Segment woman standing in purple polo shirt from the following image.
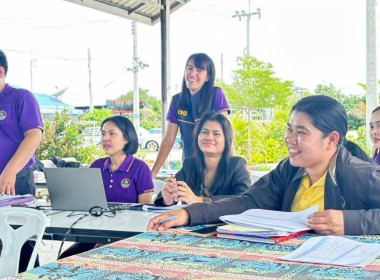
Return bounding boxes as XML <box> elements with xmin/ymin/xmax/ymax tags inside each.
<box><xmin>370</xmin><ymin>106</ymin><xmax>380</xmax><ymax>165</ymax></box>
<box><xmin>91</xmin><ymin>116</ymin><xmax>154</xmax><ymax>204</ymax></box>
<box><xmin>151</xmin><ymin>53</ymin><xmax>230</xmax><ymax>178</ymax></box>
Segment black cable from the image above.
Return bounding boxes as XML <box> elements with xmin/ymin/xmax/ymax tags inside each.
<box><xmin>67</xmin><ymin>212</ymin><xmax>87</xmax><ymax>217</ymax></box>
<box><xmin>56</xmin><ymin>205</ymin><xmax>129</xmax><ymax>259</ymax></box>
<box><xmin>57</xmin><ymin>213</ymin><xmax>89</xmax><ymax>259</ymax></box>
<box><xmin>43</xmin><ymin>210</ymin><xmax>66</xmax><ymax>216</ymax></box>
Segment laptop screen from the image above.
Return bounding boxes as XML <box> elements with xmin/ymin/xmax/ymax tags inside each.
<box><xmin>44</xmin><ymin>168</ymin><xmax>108</xmax><ymax>211</ymax></box>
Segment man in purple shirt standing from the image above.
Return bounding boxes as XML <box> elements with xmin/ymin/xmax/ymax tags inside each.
<box><xmin>0</xmin><ymin>50</ymin><xmax>44</xmax><ymax>272</ymax></box>
<box><xmin>0</xmin><ymin>50</ymin><xmax>43</xmax><ymax>196</ymax></box>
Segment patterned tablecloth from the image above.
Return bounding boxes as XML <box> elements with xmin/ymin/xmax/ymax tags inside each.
<box><xmin>9</xmin><ymin>232</ymin><xmax>380</xmax><ymax>280</ymax></box>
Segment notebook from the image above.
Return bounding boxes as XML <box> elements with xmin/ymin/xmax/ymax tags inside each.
<box><xmin>44</xmin><ymin>168</ymin><xmax>108</xmax><ymax>211</ymax></box>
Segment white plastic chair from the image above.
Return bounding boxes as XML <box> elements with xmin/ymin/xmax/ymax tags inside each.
<box><xmin>0</xmin><ymin>208</ymin><xmax>47</xmax><ymax>278</ymax></box>
<box><xmin>152</xmin><ymin>179</ymin><xmax>166</xmax><ymax>202</ymax></box>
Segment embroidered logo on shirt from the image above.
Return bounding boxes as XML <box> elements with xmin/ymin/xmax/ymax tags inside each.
<box><xmin>178</xmin><ymin>110</ymin><xmax>188</xmax><ymax>116</ymax></box>
<box><xmin>0</xmin><ymin>111</ymin><xmax>6</xmax><ymax>121</ymax></box>
<box><xmin>121</xmin><ymin>178</ymin><xmax>131</xmax><ymax>188</ymax></box>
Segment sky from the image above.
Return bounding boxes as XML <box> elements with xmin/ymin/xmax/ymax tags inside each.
<box><xmin>0</xmin><ymin>0</ymin><xmax>379</xmax><ymax>107</ymax></box>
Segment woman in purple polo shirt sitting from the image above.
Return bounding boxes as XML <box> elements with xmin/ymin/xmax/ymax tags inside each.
<box><xmin>60</xmin><ymin>116</ymin><xmax>153</xmax><ymax>258</ymax></box>
<box><xmin>151</xmin><ymin>53</ymin><xmax>230</xmax><ymax>178</ymax></box>
<box><xmin>91</xmin><ymin>116</ymin><xmax>154</xmax><ymax>204</ymax></box>
<box><xmin>370</xmin><ymin>106</ymin><xmax>380</xmax><ymax>165</ymax></box>
<box><xmin>154</xmin><ymin>112</ymin><xmax>250</xmax><ymax>206</ymax></box>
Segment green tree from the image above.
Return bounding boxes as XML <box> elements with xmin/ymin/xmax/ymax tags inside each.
<box><xmin>37</xmin><ymin>110</ymin><xmax>81</xmax><ymax>159</ymax></box>
<box><xmin>221</xmin><ymin>55</ymin><xmax>294</xmax><ymax>159</ymax></box>
<box><xmin>36</xmin><ymin>110</ymin><xmax>104</xmax><ymax>165</ymax></box>
<box><xmin>314</xmin><ymin>83</ymin><xmax>366</xmax><ymax>130</ymax></box>
<box><xmin>263</xmin><ymin>108</ymin><xmax>289</xmax><ymax>162</ymax></box>
<box><xmin>119</xmin><ymin>88</ymin><xmax>162</xmax><ymax>129</ymax></box>
<box><xmin>230</xmin><ymin>108</ymin><xmax>288</xmax><ymax>165</ymax></box>
<box><xmin>346</xmin><ymin>125</ymin><xmax>371</xmax><ymax>155</ymax></box>
<box><xmin>315</xmin><ymin>83</ymin><xmax>346</xmax><ymax>102</ymax></box>
<box><xmin>357</xmin><ymin>80</ymin><xmax>380</xmax><ymax>100</ymax></box>
<box><xmin>80</xmin><ymin>108</ymin><xmax>113</xmax><ymax>124</ymax></box>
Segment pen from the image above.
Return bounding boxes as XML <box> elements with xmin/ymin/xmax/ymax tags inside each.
<box><xmin>158</xmin><ymin>215</ymin><xmax>177</xmax><ymax>225</ymax></box>
<box><xmin>170</xmin><ymin>175</ymin><xmax>180</xmax><ymax>203</ymax></box>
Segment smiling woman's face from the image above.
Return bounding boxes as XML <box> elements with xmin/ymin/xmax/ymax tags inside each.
<box><xmin>184</xmin><ymin>59</ymin><xmax>209</xmax><ymax>95</ymax></box>
<box><xmin>198</xmin><ymin>120</ymin><xmax>225</xmax><ymax>156</ymax></box>
<box><xmin>284</xmin><ymin>111</ymin><xmax>337</xmax><ymax>173</ymax></box>
<box><xmin>370</xmin><ymin>110</ymin><xmax>380</xmax><ymax>150</ymax></box>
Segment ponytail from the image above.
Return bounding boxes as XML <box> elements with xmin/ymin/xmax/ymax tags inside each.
<box><xmin>343</xmin><ymin>140</ymin><xmax>372</xmax><ymax>163</ymax></box>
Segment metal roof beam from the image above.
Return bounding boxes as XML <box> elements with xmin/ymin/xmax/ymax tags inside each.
<box><xmin>138</xmin><ymin>0</ymin><xmax>162</xmax><ymax>9</ymax></box>
<box><xmin>63</xmin><ymin>0</ymin><xmax>154</xmax><ymax>25</ymax></box>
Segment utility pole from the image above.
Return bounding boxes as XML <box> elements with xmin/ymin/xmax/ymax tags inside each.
<box><xmin>232</xmin><ymin>0</ymin><xmax>261</xmax><ymax>56</ymax></box>
<box><xmin>366</xmin><ymin>0</ymin><xmax>378</xmax><ymax>146</ymax></box>
<box><xmin>221</xmin><ymin>53</ymin><xmax>224</xmax><ymax>82</ymax></box>
<box><xmin>127</xmin><ymin>21</ymin><xmax>149</xmax><ymax>129</ymax></box>
<box><xmin>88</xmin><ymin>48</ymin><xmax>93</xmax><ymax>113</ymax></box>
<box><xmin>30</xmin><ymin>58</ymin><xmax>36</xmax><ymax>92</ymax></box>
<box><xmin>132</xmin><ymin>21</ymin><xmax>139</xmax><ymax>130</ymax></box>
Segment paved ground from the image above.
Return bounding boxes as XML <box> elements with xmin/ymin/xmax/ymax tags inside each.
<box><xmin>39</xmin><ymin>240</ymin><xmax>74</xmax><ymax>265</ymax></box>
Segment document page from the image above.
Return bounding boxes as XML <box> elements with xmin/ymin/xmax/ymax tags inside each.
<box><xmin>0</xmin><ymin>194</ymin><xmax>34</xmax><ymax>201</ymax></box>
<box><xmin>220</xmin><ymin>205</ymin><xmax>318</xmax><ymax>232</ymax></box>
<box><xmin>142</xmin><ymin>204</ymin><xmax>185</xmax><ymax>213</ymax></box>
<box><xmin>281</xmin><ymin>236</ymin><xmax>380</xmax><ymax>268</ymax></box>
<box><xmin>0</xmin><ymin>194</ymin><xmax>35</xmax><ymax>207</ymax></box>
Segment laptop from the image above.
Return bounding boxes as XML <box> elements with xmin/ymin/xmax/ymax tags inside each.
<box><xmin>44</xmin><ymin>168</ymin><xmax>108</xmax><ymax>211</ymax></box>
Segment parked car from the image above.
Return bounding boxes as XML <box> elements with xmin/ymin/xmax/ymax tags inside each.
<box><xmin>82</xmin><ymin>126</ymin><xmax>101</xmax><ymax>145</ymax></box>
<box><xmin>138</xmin><ymin>127</ymin><xmax>182</xmax><ymax>151</ymax></box>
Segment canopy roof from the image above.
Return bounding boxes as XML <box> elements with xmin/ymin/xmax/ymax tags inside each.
<box><xmin>63</xmin><ymin>0</ymin><xmax>191</xmax><ymax>25</ymax></box>
<box><xmin>62</xmin><ymin>0</ymin><xmax>191</xmax><ymax>130</ymax></box>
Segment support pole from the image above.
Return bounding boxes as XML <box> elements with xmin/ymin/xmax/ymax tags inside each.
<box><xmin>132</xmin><ymin>22</ymin><xmax>140</xmax><ymax>129</ymax></box>
<box><xmin>160</xmin><ymin>0</ymin><xmax>171</xmax><ymax>168</ymax></box>
<box><xmin>366</xmin><ymin>0</ymin><xmax>378</xmax><ymax>146</ymax></box>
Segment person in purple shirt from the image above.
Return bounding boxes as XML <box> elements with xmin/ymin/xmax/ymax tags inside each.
<box><xmin>60</xmin><ymin>116</ymin><xmax>154</xmax><ymax>259</ymax></box>
<box><xmin>151</xmin><ymin>53</ymin><xmax>230</xmax><ymax>178</ymax></box>
<box><xmin>0</xmin><ymin>50</ymin><xmax>43</xmax><ymax>196</ymax></box>
<box><xmin>0</xmin><ymin>50</ymin><xmax>43</xmax><ymax>272</ymax></box>
<box><xmin>370</xmin><ymin>106</ymin><xmax>380</xmax><ymax>165</ymax></box>
<box><xmin>91</xmin><ymin>116</ymin><xmax>154</xmax><ymax>203</ymax></box>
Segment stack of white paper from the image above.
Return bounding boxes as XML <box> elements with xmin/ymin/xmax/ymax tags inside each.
<box><xmin>219</xmin><ymin>205</ymin><xmax>318</xmax><ymax>232</ymax></box>
<box><xmin>281</xmin><ymin>236</ymin><xmax>380</xmax><ymax>268</ymax></box>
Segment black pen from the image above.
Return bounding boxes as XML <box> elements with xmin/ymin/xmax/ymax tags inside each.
<box><xmin>158</xmin><ymin>215</ymin><xmax>177</xmax><ymax>225</ymax></box>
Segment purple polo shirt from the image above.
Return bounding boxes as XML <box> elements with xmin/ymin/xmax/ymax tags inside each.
<box><xmin>0</xmin><ymin>84</ymin><xmax>43</xmax><ymax>173</ymax></box>
<box><xmin>374</xmin><ymin>154</ymin><xmax>380</xmax><ymax>165</ymax></box>
<box><xmin>90</xmin><ymin>155</ymin><xmax>154</xmax><ymax>203</ymax></box>
<box><xmin>166</xmin><ymin>87</ymin><xmax>230</xmax><ymax>158</ymax></box>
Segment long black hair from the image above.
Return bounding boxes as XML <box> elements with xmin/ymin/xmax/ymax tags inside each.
<box><xmin>178</xmin><ymin>53</ymin><xmax>216</xmax><ymax>116</ymax></box>
<box><xmin>187</xmin><ymin>112</ymin><xmax>233</xmax><ymax>195</ymax></box>
<box><xmin>371</xmin><ymin>106</ymin><xmax>380</xmax><ymax>158</ymax></box>
<box><xmin>101</xmin><ymin>116</ymin><xmax>138</xmax><ymax>155</ymax></box>
<box><xmin>291</xmin><ymin>95</ymin><xmax>371</xmax><ymax>163</ymax></box>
